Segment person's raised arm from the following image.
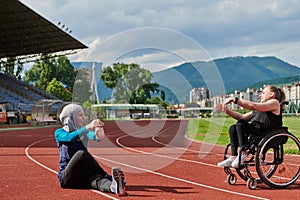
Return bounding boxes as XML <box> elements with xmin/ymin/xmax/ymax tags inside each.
<box><xmin>55</xmin><ymin>126</ymin><xmax>88</xmax><ymax>142</ymax></box>
<box><xmin>86</xmin><ymin>119</ymin><xmax>105</xmax><ymax>141</ymax></box>
<box><xmin>215</xmin><ymin>97</ymin><xmax>252</xmax><ymax>121</ymax></box>
<box><xmin>86</xmin><ymin>119</ymin><xmax>105</xmax><ymax>131</ymax></box>
<box><xmin>235</xmin><ymin>98</ymin><xmax>280</xmax><ymax>114</ymax></box>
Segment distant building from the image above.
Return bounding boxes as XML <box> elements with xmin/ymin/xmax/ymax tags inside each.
<box><xmin>283</xmin><ymin>85</ymin><xmax>292</xmax><ymax>101</ymax></box>
<box><xmin>190</xmin><ymin>87</ymin><xmax>210</xmax><ymax>103</ymax></box>
<box><xmin>283</xmin><ymin>82</ymin><xmax>300</xmax><ymax>101</ymax></box>
<box><xmin>214</xmin><ymin>83</ymin><xmax>300</xmax><ymax>113</ymax></box>
<box><xmin>243</xmin><ymin>88</ymin><xmax>253</xmax><ymax>101</ymax></box>
<box><xmin>283</xmin><ymin>82</ymin><xmax>300</xmax><ymax>113</ymax></box>
<box><xmin>214</xmin><ymin>88</ymin><xmax>262</xmax><ymax>110</ymax></box>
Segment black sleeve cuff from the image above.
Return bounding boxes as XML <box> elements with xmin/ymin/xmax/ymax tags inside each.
<box><xmin>234</xmin><ymin>97</ymin><xmax>239</xmax><ymax>104</ymax></box>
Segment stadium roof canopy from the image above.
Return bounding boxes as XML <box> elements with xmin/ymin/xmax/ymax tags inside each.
<box><xmin>0</xmin><ymin>0</ymin><xmax>88</xmax><ymax>59</ymax></box>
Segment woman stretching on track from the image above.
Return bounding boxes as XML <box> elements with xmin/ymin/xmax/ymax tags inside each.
<box><xmin>216</xmin><ymin>85</ymin><xmax>286</xmax><ymax>168</ymax></box>
<box><xmin>54</xmin><ymin>103</ymin><xmax>127</xmax><ymax>196</ymax></box>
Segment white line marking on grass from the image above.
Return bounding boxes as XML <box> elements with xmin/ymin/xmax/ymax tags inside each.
<box><xmin>25</xmin><ymin>138</ymin><xmax>119</xmax><ymax>200</ymax></box>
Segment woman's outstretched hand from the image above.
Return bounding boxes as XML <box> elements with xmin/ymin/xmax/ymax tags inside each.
<box><xmin>95</xmin><ymin>126</ymin><xmax>105</xmax><ymax>140</ymax></box>
<box><xmin>86</xmin><ymin>119</ymin><xmax>105</xmax><ymax>131</ymax></box>
<box><xmin>215</xmin><ymin>104</ymin><xmax>224</xmax><ymax>112</ymax></box>
<box><xmin>215</xmin><ymin>97</ymin><xmax>234</xmax><ymax>112</ymax></box>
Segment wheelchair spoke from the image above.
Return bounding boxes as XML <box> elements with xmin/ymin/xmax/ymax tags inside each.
<box><xmin>256</xmin><ymin>132</ymin><xmax>300</xmax><ymax>189</ymax></box>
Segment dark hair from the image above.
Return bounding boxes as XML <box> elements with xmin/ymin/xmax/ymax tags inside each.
<box><xmin>267</xmin><ymin>85</ymin><xmax>286</xmax><ymax>103</ymax></box>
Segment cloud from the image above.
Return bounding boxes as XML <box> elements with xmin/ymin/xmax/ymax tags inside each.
<box><xmin>22</xmin><ymin>0</ymin><xmax>300</xmax><ymax>68</ymax></box>
<box><xmin>69</xmin><ymin>27</ymin><xmax>213</xmax><ymax>72</ymax></box>
<box><xmin>71</xmin><ymin>38</ymin><xmax>102</xmax><ymax>62</ymax></box>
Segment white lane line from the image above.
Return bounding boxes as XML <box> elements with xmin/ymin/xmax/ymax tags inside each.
<box><xmin>25</xmin><ymin>138</ymin><xmax>119</xmax><ymax>200</ymax></box>
<box><xmin>150</xmin><ymin>120</ymin><xmax>225</xmax><ymax>156</ymax></box>
<box><xmin>117</xmin><ymin>134</ymin><xmax>218</xmax><ymax>168</ymax></box>
<box><xmin>94</xmin><ymin>154</ymin><xmax>269</xmax><ymax>200</ymax></box>
<box><xmin>112</xmin><ymin>127</ymin><xmax>269</xmax><ymax>200</ymax></box>
<box><xmin>24</xmin><ymin>123</ymin><xmax>268</xmax><ymax>200</ymax></box>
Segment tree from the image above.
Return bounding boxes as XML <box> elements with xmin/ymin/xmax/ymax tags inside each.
<box><xmin>0</xmin><ymin>57</ymin><xmax>23</xmax><ymax>80</ymax></box>
<box><xmin>46</xmin><ymin>78</ymin><xmax>72</xmax><ymax>101</ymax></box>
<box><xmin>24</xmin><ymin>54</ymin><xmax>77</xmax><ymax>90</ymax></box>
<box><xmin>72</xmin><ymin>69</ymin><xmax>93</xmax><ymax>104</ymax></box>
<box><xmin>101</xmin><ymin>63</ymin><xmax>164</xmax><ymax>104</ymax></box>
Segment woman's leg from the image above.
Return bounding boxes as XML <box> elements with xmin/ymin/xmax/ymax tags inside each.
<box><xmin>217</xmin><ymin>124</ymin><xmax>238</xmax><ymax>167</ymax></box>
<box><xmin>235</xmin><ymin>119</ymin><xmax>249</xmax><ymax>150</ymax></box>
<box><xmin>90</xmin><ymin>175</ymin><xmax>112</xmax><ymax>192</ymax></box>
<box><xmin>231</xmin><ymin>120</ymin><xmax>261</xmax><ymax>168</ymax></box>
<box><xmin>229</xmin><ymin>124</ymin><xmax>239</xmax><ymax>156</ymax></box>
<box><xmin>81</xmin><ymin>151</ymin><xmax>107</xmax><ymax>177</ymax></box>
<box><xmin>60</xmin><ymin>150</ymin><xmax>107</xmax><ymax>188</ymax></box>
<box><xmin>236</xmin><ymin>119</ymin><xmax>260</xmax><ymax>150</ymax></box>
<box><xmin>60</xmin><ymin>150</ymin><xmax>88</xmax><ymax>188</ymax></box>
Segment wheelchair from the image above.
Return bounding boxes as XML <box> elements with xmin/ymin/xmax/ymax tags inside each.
<box><xmin>221</xmin><ymin>126</ymin><xmax>300</xmax><ymax>190</ymax></box>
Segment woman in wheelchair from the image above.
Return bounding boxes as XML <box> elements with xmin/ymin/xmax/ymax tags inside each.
<box><xmin>215</xmin><ymin>85</ymin><xmax>286</xmax><ymax>168</ymax></box>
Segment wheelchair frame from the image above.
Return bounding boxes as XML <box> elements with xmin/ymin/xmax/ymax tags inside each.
<box><xmin>222</xmin><ymin>127</ymin><xmax>300</xmax><ymax>190</ymax></box>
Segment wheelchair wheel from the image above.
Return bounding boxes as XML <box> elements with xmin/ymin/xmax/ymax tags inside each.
<box><xmin>227</xmin><ymin>174</ymin><xmax>237</xmax><ymax>185</ymax></box>
<box><xmin>255</xmin><ymin>131</ymin><xmax>300</xmax><ymax>189</ymax></box>
<box><xmin>236</xmin><ymin>166</ymin><xmax>262</xmax><ymax>184</ymax></box>
<box><xmin>236</xmin><ymin>168</ymin><xmax>248</xmax><ymax>181</ymax></box>
<box><xmin>247</xmin><ymin>177</ymin><xmax>257</xmax><ymax>190</ymax></box>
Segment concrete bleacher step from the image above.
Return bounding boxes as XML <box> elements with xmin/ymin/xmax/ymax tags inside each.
<box><xmin>0</xmin><ymin>73</ymin><xmax>62</xmax><ymax>113</ymax></box>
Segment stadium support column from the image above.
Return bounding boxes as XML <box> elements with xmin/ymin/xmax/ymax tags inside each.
<box><xmin>92</xmin><ymin>62</ymin><xmax>103</xmax><ymax>104</ymax></box>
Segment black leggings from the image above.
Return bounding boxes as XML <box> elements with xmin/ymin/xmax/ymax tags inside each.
<box><xmin>229</xmin><ymin>119</ymin><xmax>260</xmax><ymax>156</ymax></box>
<box><xmin>60</xmin><ymin>150</ymin><xmax>112</xmax><ymax>192</ymax></box>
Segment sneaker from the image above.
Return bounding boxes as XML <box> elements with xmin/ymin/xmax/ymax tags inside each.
<box><xmin>217</xmin><ymin>156</ymin><xmax>236</xmax><ymax>167</ymax></box>
<box><xmin>231</xmin><ymin>153</ymin><xmax>247</xmax><ymax>168</ymax></box>
<box><xmin>110</xmin><ymin>167</ymin><xmax>128</xmax><ymax>196</ymax></box>
<box><xmin>105</xmin><ymin>174</ymin><xmax>112</xmax><ymax>181</ymax></box>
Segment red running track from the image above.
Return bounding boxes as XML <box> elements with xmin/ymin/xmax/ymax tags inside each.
<box><xmin>0</xmin><ymin>119</ymin><xmax>299</xmax><ymax>200</ymax></box>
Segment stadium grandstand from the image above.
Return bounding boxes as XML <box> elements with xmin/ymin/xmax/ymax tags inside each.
<box><xmin>0</xmin><ymin>73</ymin><xmax>59</xmax><ymax>111</ymax></box>
<box><xmin>0</xmin><ymin>0</ymin><xmax>87</xmax><ymax>123</ymax></box>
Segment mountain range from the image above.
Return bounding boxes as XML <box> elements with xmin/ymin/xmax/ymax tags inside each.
<box><xmin>72</xmin><ymin>56</ymin><xmax>300</xmax><ymax>103</ymax></box>
<box><xmin>152</xmin><ymin>56</ymin><xmax>300</xmax><ymax>103</ymax></box>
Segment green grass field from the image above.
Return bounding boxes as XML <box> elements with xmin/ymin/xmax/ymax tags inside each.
<box><xmin>186</xmin><ymin>116</ymin><xmax>300</xmax><ymax>146</ymax></box>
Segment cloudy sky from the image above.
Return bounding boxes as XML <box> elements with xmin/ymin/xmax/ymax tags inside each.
<box><xmin>22</xmin><ymin>0</ymin><xmax>300</xmax><ymax>72</ymax></box>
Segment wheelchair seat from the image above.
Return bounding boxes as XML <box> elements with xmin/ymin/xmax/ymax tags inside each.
<box><xmin>247</xmin><ymin>126</ymin><xmax>289</xmax><ymax>145</ymax></box>
<box><xmin>263</xmin><ymin>127</ymin><xmax>288</xmax><ymax>147</ymax></box>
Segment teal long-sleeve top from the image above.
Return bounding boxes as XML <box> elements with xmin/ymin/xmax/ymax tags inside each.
<box><xmin>55</xmin><ymin>127</ymin><xmax>99</xmax><ymax>181</ymax></box>
<box><xmin>55</xmin><ymin>126</ymin><xmax>98</xmax><ymax>142</ymax></box>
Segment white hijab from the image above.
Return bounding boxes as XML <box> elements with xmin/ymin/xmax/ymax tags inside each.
<box><xmin>59</xmin><ymin>104</ymin><xmax>83</xmax><ymax>132</ymax></box>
